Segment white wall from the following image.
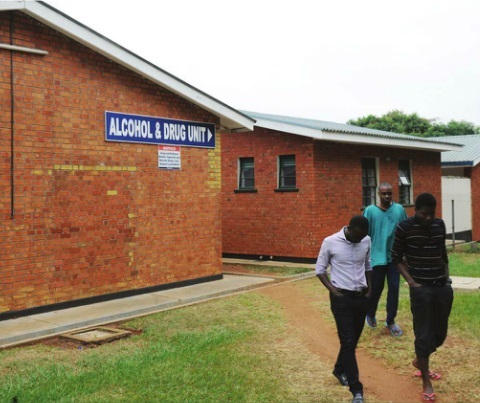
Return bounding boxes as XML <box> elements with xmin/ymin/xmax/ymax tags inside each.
<box><xmin>441</xmin><ymin>177</ymin><xmax>472</xmax><ymax>235</ymax></box>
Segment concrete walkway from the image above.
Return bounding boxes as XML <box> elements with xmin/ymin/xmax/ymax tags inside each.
<box><xmin>450</xmin><ymin>275</ymin><xmax>480</xmax><ymax>290</ymax></box>
<box><xmin>0</xmin><ymin>274</ymin><xmax>278</xmax><ymax>349</ymax></box>
<box><xmin>0</xmin><ymin>259</ymin><xmax>478</xmax><ymax>349</ymax></box>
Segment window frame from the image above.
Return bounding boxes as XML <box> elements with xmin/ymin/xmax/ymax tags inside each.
<box><xmin>398</xmin><ymin>159</ymin><xmax>413</xmax><ymax>205</ymax></box>
<box><xmin>276</xmin><ymin>154</ymin><xmax>298</xmax><ymax>192</ymax></box>
<box><xmin>361</xmin><ymin>157</ymin><xmax>378</xmax><ymax>207</ymax></box>
<box><xmin>235</xmin><ymin>157</ymin><xmax>256</xmax><ymax>193</ymax></box>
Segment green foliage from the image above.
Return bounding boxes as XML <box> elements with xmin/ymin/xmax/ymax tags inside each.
<box><xmin>348</xmin><ymin>110</ymin><xmax>480</xmax><ymax>137</ymax></box>
<box><xmin>426</xmin><ymin>120</ymin><xmax>480</xmax><ymax>137</ymax></box>
<box><xmin>347</xmin><ymin>110</ymin><xmax>431</xmax><ymax>135</ymax></box>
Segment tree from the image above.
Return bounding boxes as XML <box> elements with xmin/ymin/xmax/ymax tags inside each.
<box><xmin>348</xmin><ymin>110</ymin><xmax>480</xmax><ymax>137</ymax></box>
<box><xmin>425</xmin><ymin>120</ymin><xmax>480</xmax><ymax>137</ymax></box>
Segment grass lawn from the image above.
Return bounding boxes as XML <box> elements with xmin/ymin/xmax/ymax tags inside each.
<box><xmin>1</xmin><ymin>291</ymin><xmax>337</xmax><ymax>403</ymax></box>
<box><xmin>0</xmin><ymin>251</ymin><xmax>478</xmax><ymax>402</ymax></box>
<box><xmin>448</xmin><ymin>249</ymin><xmax>480</xmax><ymax>277</ymax></box>
<box><xmin>1</xmin><ymin>276</ymin><xmax>479</xmax><ymax>402</ymax></box>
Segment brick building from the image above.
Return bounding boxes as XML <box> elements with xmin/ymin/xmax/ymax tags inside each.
<box><xmin>222</xmin><ymin>112</ymin><xmax>462</xmax><ymax>262</ymax></box>
<box><xmin>0</xmin><ymin>2</ymin><xmax>253</xmax><ymax>318</ymax></box>
<box><xmin>441</xmin><ymin>135</ymin><xmax>480</xmax><ymax>242</ymax></box>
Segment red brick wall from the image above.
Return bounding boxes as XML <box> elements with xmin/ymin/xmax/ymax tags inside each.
<box><xmin>471</xmin><ymin>165</ymin><xmax>480</xmax><ymax>241</ymax></box>
<box><xmin>222</xmin><ymin>128</ymin><xmax>317</xmax><ymax>258</ymax></box>
<box><xmin>222</xmin><ymin>128</ymin><xmax>442</xmax><ymax>260</ymax></box>
<box><xmin>0</xmin><ymin>12</ymin><xmax>222</xmax><ymax>312</ymax></box>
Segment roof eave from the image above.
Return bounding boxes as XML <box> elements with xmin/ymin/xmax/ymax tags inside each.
<box><xmin>254</xmin><ymin>119</ymin><xmax>464</xmax><ymax>152</ymax></box>
<box><xmin>320</xmin><ymin>132</ymin><xmax>463</xmax><ymax>152</ymax></box>
<box><xmin>1</xmin><ymin>1</ymin><xmax>254</xmax><ymax>132</ymax></box>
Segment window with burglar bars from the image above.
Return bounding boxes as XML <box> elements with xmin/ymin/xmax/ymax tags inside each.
<box><xmin>362</xmin><ymin>158</ymin><xmax>377</xmax><ymax>207</ymax></box>
<box><xmin>398</xmin><ymin>159</ymin><xmax>412</xmax><ymax>205</ymax></box>
<box><xmin>238</xmin><ymin>157</ymin><xmax>255</xmax><ymax>189</ymax></box>
<box><xmin>278</xmin><ymin>155</ymin><xmax>296</xmax><ymax>189</ymax></box>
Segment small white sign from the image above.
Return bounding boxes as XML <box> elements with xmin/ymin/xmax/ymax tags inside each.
<box><xmin>158</xmin><ymin>145</ymin><xmax>181</xmax><ymax>170</ymax></box>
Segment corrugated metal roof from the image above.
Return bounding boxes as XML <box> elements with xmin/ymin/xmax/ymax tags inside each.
<box><xmin>243</xmin><ymin>111</ymin><xmax>463</xmax><ymax>148</ymax></box>
<box><xmin>440</xmin><ymin>135</ymin><xmax>480</xmax><ymax>166</ymax></box>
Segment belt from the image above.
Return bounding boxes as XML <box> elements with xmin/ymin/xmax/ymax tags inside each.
<box><xmin>337</xmin><ymin>288</ymin><xmax>366</xmax><ymax>297</ymax></box>
<box><xmin>414</xmin><ymin>278</ymin><xmax>450</xmax><ymax>287</ymax></box>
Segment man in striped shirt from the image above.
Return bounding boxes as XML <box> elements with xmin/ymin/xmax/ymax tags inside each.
<box><xmin>391</xmin><ymin>193</ymin><xmax>453</xmax><ymax>403</ymax></box>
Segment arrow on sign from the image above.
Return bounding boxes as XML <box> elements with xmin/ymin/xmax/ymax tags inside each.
<box><xmin>208</xmin><ymin>129</ymin><xmax>213</xmax><ymax>143</ymax></box>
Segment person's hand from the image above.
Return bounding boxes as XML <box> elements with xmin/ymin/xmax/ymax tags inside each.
<box><xmin>365</xmin><ymin>290</ymin><xmax>372</xmax><ymax>299</ymax></box>
<box><xmin>331</xmin><ymin>288</ymin><xmax>344</xmax><ymax>298</ymax></box>
<box><xmin>409</xmin><ymin>281</ymin><xmax>422</xmax><ymax>288</ymax></box>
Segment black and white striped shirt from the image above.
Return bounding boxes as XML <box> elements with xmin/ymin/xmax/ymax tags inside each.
<box><xmin>391</xmin><ymin>216</ymin><xmax>448</xmax><ymax>284</ymax></box>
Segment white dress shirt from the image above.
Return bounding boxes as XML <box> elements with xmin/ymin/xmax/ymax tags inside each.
<box><xmin>315</xmin><ymin>227</ymin><xmax>372</xmax><ymax>291</ymax></box>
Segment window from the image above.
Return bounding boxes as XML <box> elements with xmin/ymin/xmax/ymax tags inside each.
<box><xmin>398</xmin><ymin>160</ymin><xmax>412</xmax><ymax>205</ymax></box>
<box><xmin>278</xmin><ymin>155</ymin><xmax>296</xmax><ymax>189</ymax></box>
<box><xmin>361</xmin><ymin>158</ymin><xmax>377</xmax><ymax>207</ymax></box>
<box><xmin>238</xmin><ymin>157</ymin><xmax>255</xmax><ymax>189</ymax></box>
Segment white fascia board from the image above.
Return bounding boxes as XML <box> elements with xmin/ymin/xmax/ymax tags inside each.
<box><xmin>254</xmin><ymin>119</ymin><xmax>464</xmax><ymax>152</ymax></box>
<box><xmin>7</xmin><ymin>1</ymin><xmax>253</xmax><ymax>131</ymax></box>
<box><xmin>318</xmin><ymin>132</ymin><xmax>464</xmax><ymax>152</ymax></box>
<box><xmin>0</xmin><ymin>1</ymin><xmax>23</xmax><ymax>11</ymax></box>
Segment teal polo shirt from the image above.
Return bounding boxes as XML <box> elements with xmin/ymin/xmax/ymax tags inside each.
<box><xmin>363</xmin><ymin>202</ymin><xmax>407</xmax><ymax>267</ymax></box>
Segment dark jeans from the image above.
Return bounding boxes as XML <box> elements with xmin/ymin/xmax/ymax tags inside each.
<box><xmin>367</xmin><ymin>263</ymin><xmax>399</xmax><ymax>325</ymax></box>
<box><xmin>410</xmin><ymin>284</ymin><xmax>454</xmax><ymax>358</ymax></box>
<box><xmin>330</xmin><ymin>292</ymin><xmax>368</xmax><ymax>395</ymax></box>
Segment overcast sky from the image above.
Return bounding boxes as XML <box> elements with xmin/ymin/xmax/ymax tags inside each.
<box><xmin>45</xmin><ymin>0</ymin><xmax>480</xmax><ymax>126</ymax></box>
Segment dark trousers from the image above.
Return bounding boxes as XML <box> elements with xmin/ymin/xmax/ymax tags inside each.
<box><xmin>410</xmin><ymin>284</ymin><xmax>454</xmax><ymax>358</ymax></box>
<box><xmin>330</xmin><ymin>292</ymin><xmax>368</xmax><ymax>395</ymax></box>
<box><xmin>367</xmin><ymin>263</ymin><xmax>400</xmax><ymax>325</ymax></box>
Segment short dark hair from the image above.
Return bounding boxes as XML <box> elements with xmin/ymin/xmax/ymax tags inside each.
<box><xmin>415</xmin><ymin>193</ymin><xmax>437</xmax><ymax>209</ymax></box>
<box><xmin>349</xmin><ymin>215</ymin><xmax>369</xmax><ymax>232</ymax></box>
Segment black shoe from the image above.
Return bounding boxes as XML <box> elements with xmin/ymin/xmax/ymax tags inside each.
<box><xmin>352</xmin><ymin>392</ymin><xmax>364</xmax><ymax>403</ymax></box>
<box><xmin>332</xmin><ymin>371</ymin><xmax>348</xmax><ymax>387</ymax></box>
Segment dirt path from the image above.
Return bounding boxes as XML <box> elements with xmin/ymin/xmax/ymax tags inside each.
<box><xmin>257</xmin><ymin>281</ymin><xmax>422</xmax><ymax>403</ymax></box>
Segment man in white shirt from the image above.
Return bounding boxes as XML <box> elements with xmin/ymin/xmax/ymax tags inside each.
<box><xmin>316</xmin><ymin>215</ymin><xmax>372</xmax><ymax>403</ymax></box>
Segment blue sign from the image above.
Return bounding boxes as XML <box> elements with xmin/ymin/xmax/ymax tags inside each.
<box><xmin>105</xmin><ymin>111</ymin><xmax>216</xmax><ymax>148</ymax></box>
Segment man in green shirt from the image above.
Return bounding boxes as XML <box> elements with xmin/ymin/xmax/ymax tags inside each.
<box><xmin>363</xmin><ymin>183</ymin><xmax>407</xmax><ymax>336</ymax></box>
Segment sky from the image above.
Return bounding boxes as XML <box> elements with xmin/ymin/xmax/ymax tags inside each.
<box><xmin>44</xmin><ymin>0</ymin><xmax>480</xmax><ymax>126</ymax></box>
